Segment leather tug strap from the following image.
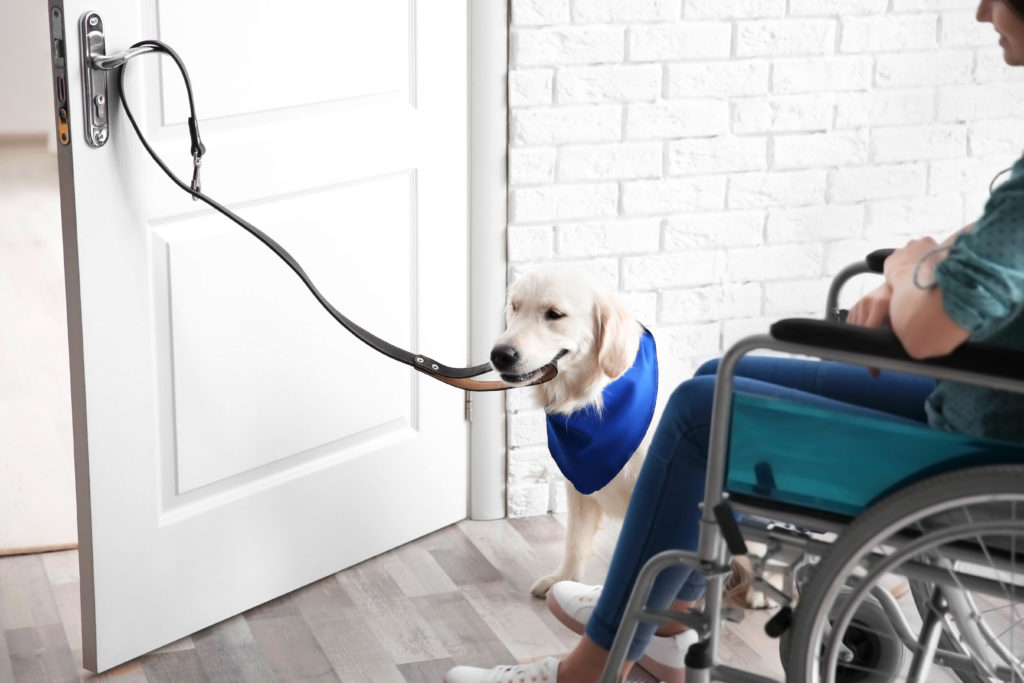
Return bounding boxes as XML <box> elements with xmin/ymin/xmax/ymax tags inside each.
<box><xmin>106</xmin><ymin>40</ymin><xmax>556</xmax><ymax>392</ymax></box>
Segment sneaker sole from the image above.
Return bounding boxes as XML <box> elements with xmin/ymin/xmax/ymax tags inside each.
<box><xmin>545</xmin><ymin>590</ymin><xmax>685</xmax><ymax>683</ymax></box>
<box><xmin>545</xmin><ymin>589</ymin><xmax>585</xmax><ymax>635</ymax></box>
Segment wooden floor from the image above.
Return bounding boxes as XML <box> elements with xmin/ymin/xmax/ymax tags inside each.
<box><xmin>0</xmin><ymin>514</ymin><xmax>786</xmax><ymax>683</ymax></box>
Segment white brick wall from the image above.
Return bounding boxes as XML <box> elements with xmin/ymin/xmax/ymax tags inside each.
<box><xmin>504</xmin><ymin>0</ymin><xmax>1024</xmax><ymax>517</ymax></box>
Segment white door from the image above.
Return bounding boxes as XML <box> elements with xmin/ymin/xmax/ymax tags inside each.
<box><xmin>49</xmin><ymin>0</ymin><xmax>470</xmax><ymax>672</ymax></box>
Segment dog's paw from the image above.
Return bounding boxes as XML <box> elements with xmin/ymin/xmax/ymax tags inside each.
<box><xmin>742</xmin><ymin>590</ymin><xmax>779</xmax><ymax>610</ymax></box>
<box><xmin>530</xmin><ymin>574</ymin><xmax>563</xmax><ymax>598</ymax></box>
<box><xmin>724</xmin><ymin>557</ymin><xmax>781</xmax><ymax>610</ymax></box>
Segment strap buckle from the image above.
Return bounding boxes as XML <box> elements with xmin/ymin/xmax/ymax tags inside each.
<box><xmin>190</xmin><ymin>151</ymin><xmax>202</xmax><ymax>199</ymax></box>
<box><xmin>187</xmin><ymin>116</ymin><xmax>205</xmax><ymax>200</ymax></box>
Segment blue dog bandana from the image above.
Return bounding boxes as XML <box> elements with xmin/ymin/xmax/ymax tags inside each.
<box><xmin>545</xmin><ymin>329</ymin><xmax>658</xmax><ymax>495</ymax></box>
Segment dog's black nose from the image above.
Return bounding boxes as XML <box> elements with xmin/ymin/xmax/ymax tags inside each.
<box><xmin>490</xmin><ymin>344</ymin><xmax>520</xmax><ymax>371</ymax></box>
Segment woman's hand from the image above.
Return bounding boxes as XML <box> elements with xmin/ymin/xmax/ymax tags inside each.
<box><xmin>847</xmin><ymin>284</ymin><xmax>893</xmax><ymax>377</ymax></box>
<box><xmin>847</xmin><ymin>283</ymin><xmax>893</xmax><ymax>330</ymax></box>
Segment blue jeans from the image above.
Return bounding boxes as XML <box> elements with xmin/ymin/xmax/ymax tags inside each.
<box><xmin>583</xmin><ymin>356</ymin><xmax>936</xmax><ymax>661</ymax></box>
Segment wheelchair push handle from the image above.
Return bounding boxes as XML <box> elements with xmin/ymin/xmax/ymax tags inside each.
<box><xmin>865</xmin><ymin>248</ymin><xmax>895</xmax><ymax>273</ymax></box>
<box><xmin>827</xmin><ymin>248</ymin><xmax>895</xmax><ymax>321</ymax></box>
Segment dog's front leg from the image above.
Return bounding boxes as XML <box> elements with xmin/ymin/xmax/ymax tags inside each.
<box><xmin>530</xmin><ymin>486</ymin><xmax>603</xmax><ymax>597</ymax></box>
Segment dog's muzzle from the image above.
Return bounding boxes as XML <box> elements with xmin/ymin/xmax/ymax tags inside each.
<box><xmin>490</xmin><ymin>346</ymin><xmax>567</xmax><ymax>385</ymax></box>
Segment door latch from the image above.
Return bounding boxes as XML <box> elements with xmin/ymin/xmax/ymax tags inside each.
<box><xmin>79</xmin><ymin>11</ymin><xmax>108</xmax><ymax>147</ymax></box>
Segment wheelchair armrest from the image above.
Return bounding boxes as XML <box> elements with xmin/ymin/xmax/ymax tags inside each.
<box><xmin>770</xmin><ymin>317</ymin><xmax>1024</xmax><ymax>382</ymax></box>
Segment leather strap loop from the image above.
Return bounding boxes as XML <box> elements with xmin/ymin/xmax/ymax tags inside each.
<box><xmin>432</xmin><ymin>365</ymin><xmax>558</xmax><ymax>392</ymax></box>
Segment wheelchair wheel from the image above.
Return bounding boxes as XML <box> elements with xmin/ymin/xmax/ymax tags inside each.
<box><xmin>785</xmin><ymin>465</ymin><xmax>1024</xmax><ymax>683</ymax></box>
<box><xmin>781</xmin><ymin>586</ymin><xmax>904</xmax><ymax>683</ymax></box>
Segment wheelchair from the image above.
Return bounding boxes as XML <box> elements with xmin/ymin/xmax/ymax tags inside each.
<box><xmin>601</xmin><ymin>250</ymin><xmax>1024</xmax><ymax>683</ymax></box>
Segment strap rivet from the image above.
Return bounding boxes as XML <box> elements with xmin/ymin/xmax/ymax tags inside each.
<box><xmin>416</xmin><ymin>357</ymin><xmax>424</xmax><ymax>364</ymax></box>
<box><xmin>431</xmin><ymin>364</ymin><xmax>439</xmax><ymax>371</ymax></box>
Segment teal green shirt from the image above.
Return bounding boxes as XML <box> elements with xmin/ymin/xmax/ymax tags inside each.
<box><xmin>926</xmin><ymin>154</ymin><xmax>1024</xmax><ymax>442</ymax></box>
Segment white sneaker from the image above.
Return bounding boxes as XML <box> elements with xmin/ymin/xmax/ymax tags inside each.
<box><xmin>546</xmin><ymin>581</ymin><xmax>697</xmax><ymax>683</ymax></box>
<box><xmin>642</xmin><ymin>630</ymin><xmax>698</xmax><ymax>683</ymax></box>
<box><xmin>546</xmin><ymin>580</ymin><xmax>599</xmax><ymax>635</ymax></box>
<box><xmin>445</xmin><ymin>657</ymin><xmax>559</xmax><ymax>683</ymax></box>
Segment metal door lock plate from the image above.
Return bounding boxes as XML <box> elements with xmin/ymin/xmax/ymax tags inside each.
<box><xmin>79</xmin><ymin>11</ymin><xmax>109</xmax><ymax>147</ymax></box>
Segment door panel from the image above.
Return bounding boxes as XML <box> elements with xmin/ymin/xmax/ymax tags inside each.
<box><xmin>154</xmin><ymin>173</ymin><xmax>415</xmax><ymax>492</ymax></box>
<box><xmin>50</xmin><ymin>0</ymin><xmax>469</xmax><ymax>671</ymax></box>
<box><xmin>156</xmin><ymin>1</ymin><xmax>412</xmax><ymax>122</ymax></box>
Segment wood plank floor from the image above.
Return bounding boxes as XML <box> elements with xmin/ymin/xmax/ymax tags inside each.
<box><xmin>0</xmin><ymin>514</ymin><xmax>787</xmax><ymax>682</ymax></box>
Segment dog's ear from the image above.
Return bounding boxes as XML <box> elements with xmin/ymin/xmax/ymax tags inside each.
<box><xmin>596</xmin><ymin>291</ymin><xmax>635</xmax><ymax>379</ymax></box>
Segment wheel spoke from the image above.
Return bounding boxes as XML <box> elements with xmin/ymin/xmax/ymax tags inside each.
<box><xmin>785</xmin><ymin>468</ymin><xmax>1024</xmax><ymax>683</ymax></box>
<box><xmin>966</xmin><ymin>506</ymin><xmax>1024</xmax><ymax>628</ymax></box>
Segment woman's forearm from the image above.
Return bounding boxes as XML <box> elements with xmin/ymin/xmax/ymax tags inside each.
<box><xmin>887</xmin><ymin>280</ymin><xmax>968</xmax><ymax>358</ymax></box>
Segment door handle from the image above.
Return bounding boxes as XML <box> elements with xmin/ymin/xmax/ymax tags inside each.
<box><xmin>79</xmin><ymin>11</ymin><xmax>109</xmax><ymax>147</ymax></box>
<box><xmin>78</xmin><ymin>11</ymin><xmax>161</xmax><ymax>148</ymax></box>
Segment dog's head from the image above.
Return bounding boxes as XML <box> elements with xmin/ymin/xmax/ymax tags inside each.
<box><xmin>490</xmin><ymin>265</ymin><xmax>639</xmax><ymax>408</ymax></box>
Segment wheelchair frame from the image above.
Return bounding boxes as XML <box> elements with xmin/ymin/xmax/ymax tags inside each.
<box><xmin>600</xmin><ymin>251</ymin><xmax>1024</xmax><ymax>683</ymax></box>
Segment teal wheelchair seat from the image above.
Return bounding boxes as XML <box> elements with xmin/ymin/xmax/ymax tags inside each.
<box><xmin>726</xmin><ymin>391</ymin><xmax>1024</xmax><ymax>519</ymax></box>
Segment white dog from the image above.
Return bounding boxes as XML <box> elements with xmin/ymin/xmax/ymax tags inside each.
<box><xmin>490</xmin><ymin>265</ymin><xmax>770</xmax><ymax>608</ymax></box>
<box><xmin>490</xmin><ymin>265</ymin><xmax>678</xmax><ymax>597</ymax></box>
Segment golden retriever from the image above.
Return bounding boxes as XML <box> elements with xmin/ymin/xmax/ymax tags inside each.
<box><xmin>491</xmin><ymin>265</ymin><xmax>667</xmax><ymax>597</ymax></box>
<box><xmin>490</xmin><ymin>265</ymin><xmax>771</xmax><ymax>608</ymax></box>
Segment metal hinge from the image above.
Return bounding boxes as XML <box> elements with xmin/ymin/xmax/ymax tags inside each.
<box><xmin>464</xmin><ymin>392</ymin><xmax>472</xmax><ymax>422</ymax></box>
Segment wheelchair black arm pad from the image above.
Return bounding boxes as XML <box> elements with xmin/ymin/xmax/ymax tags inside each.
<box><xmin>865</xmin><ymin>248</ymin><xmax>895</xmax><ymax>273</ymax></box>
<box><xmin>769</xmin><ymin>318</ymin><xmax>1024</xmax><ymax>383</ymax></box>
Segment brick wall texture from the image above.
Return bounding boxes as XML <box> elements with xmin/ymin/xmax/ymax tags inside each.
<box><xmin>504</xmin><ymin>0</ymin><xmax>1024</xmax><ymax>516</ymax></box>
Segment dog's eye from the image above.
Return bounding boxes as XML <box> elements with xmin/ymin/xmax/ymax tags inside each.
<box><xmin>511</xmin><ymin>302</ymin><xmax>519</xmax><ymax>313</ymax></box>
<box><xmin>544</xmin><ymin>309</ymin><xmax>565</xmax><ymax>321</ymax></box>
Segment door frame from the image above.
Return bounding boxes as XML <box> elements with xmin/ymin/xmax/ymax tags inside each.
<box><xmin>468</xmin><ymin>0</ymin><xmax>509</xmax><ymax>520</ymax></box>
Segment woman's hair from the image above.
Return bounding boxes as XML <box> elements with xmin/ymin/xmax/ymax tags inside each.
<box><xmin>1009</xmin><ymin>0</ymin><xmax>1024</xmax><ymax>16</ymax></box>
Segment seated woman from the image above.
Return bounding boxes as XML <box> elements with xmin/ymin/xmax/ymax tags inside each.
<box><xmin>446</xmin><ymin>1</ymin><xmax>1024</xmax><ymax>681</ymax></box>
